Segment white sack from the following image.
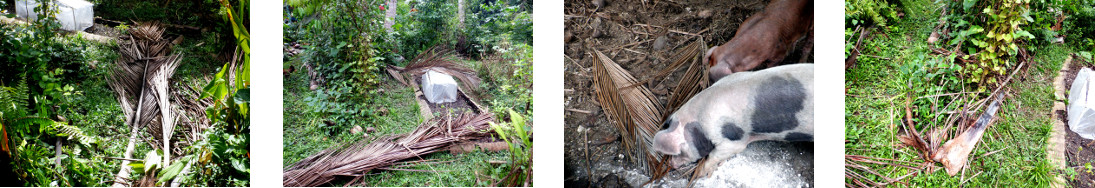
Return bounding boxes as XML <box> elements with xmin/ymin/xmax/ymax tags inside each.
<box><xmin>1069</xmin><ymin>67</ymin><xmax>1095</xmax><ymax>139</ymax></box>
<box><xmin>421</xmin><ymin>70</ymin><xmax>458</xmax><ymax>103</ymax></box>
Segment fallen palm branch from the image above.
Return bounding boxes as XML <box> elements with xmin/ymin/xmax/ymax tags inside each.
<box><xmin>663</xmin><ymin>38</ymin><xmax>709</xmax><ymax>121</ymax></box>
<box><xmin>932</xmin><ymin>94</ymin><xmax>1003</xmax><ymax>175</ymax></box>
<box><xmin>928</xmin><ymin>60</ymin><xmax>1023</xmax><ymax>176</ymax></box>
<box><xmin>650</xmin><ymin>38</ymin><xmax>709</xmax><ymax>183</ymax></box>
<box><xmin>845</xmin><ymin>155</ymin><xmax>925</xmax><ymax>188</ymax></box>
<box><xmin>108</xmin><ymin>22</ymin><xmax>183</xmax><ymax>187</ymax></box>
<box><xmin>399</xmin><ymin>46</ymin><xmax>481</xmax><ymax>92</ymax></box>
<box><xmin>589</xmin><ymin>47</ymin><xmax>665</xmax><ymax>175</ymax></box>
<box><xmin>283</xmin><ymin>113</ymin><xmax>494</xmax><ymax>187</ymax></box>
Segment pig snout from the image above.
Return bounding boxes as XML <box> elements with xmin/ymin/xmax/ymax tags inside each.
<box><xmin>653</xmin><ymin>130</ymin><xmax>684</xmax><ymax>155</ymax></box>
<box><xmin>704</xmin><ymin>46</ymin><xmax>718</xmax><ymax>67</ymax></box>
<box><xmin>669</xmin><ymin>155</ymin><xmax>693</xmax><ymax>169</ymax></box>
<box><xmin>705</xmin><ymin>46</ymin><xmax>734</xmax><ymax>81</ymax></box>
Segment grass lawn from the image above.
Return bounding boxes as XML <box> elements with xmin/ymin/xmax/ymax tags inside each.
<box><xmin>282</xmin><ymin>56</ymin><xmax>513</xmax><ymax>187</ymax></box>
<box><xmin>845</xmin><ymin>0</ymin><xmax>1074</xmax><ymax>186</ymax></box>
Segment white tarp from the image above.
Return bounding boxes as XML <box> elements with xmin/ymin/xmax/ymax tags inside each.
<box><xmin>1069</xmin><ymin>67</ymin><xmax>1095</xmax><ymax>139</ymax></box>
<box><xmin>14</xmin><ymin>0</ymin><xmax>41</xmax><ymax>21</ymax></box>
<box><xmin>14</xmin><ymin>0</ymin><xmax>94</xmax><ymax>31</ymax></box>
<box><xmin>421</xmin><ymin>69</ymin><xmax>458</xmax><ymax>103</ymax></box>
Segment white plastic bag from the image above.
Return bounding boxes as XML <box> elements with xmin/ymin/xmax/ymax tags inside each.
<box><xmin>15</xmin><ymin>0</ymin><xmax>41</xmax><ymax>21</ymax></box>
<box><xmin>55</xmin><ymin>0</ymin><xmax>94</xmax><ymax>31</ymax></box>
<box><xmin>421</xmin><ymin>70</ymin><xmax>459</xmax><ymax>103</ymax></box>
<box><xmin>1069</xmin><ymin>67</ymin><xmax>1095</xmax><ymax>139</ymax></box>
<box><xmin>14</xmin><ymin>0</ymin><xmax>94</xmax><ymax>31</ymax></box>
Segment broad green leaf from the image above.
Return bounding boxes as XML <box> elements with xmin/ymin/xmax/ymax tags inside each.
<box><xmin>963</xmin><ymin>0</ymin><xmax>978</xmax><ymax>10</ymax></box>
<box><xmin>200</xmin><ymin>63</ymin><xmax>231</xmax><ymax>100</ymax></box>
<box><xmin>157</xmin><ymin>159</ymin><xmax>187</xmax><ymax>184</ymax></box>
<box><xmin>143</xmin><ymin>150</ymin><xmax>161</xmax><ymax>173</ymax></box>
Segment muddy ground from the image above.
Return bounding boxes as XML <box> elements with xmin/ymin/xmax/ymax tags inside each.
<box><xmin>1060</xmin><ymin>56</ymin><xmax>1095</xmax><ymax>187</ymax></box>
<box><xmin>563</xmin><ymin>0</ymin><xmax>813</xmax><ymax>187</ymax></box>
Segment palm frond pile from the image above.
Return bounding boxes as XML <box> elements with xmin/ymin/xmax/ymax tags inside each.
<box><xmin>283</xmin><ymin>113</ymin><xmax>494</xmax><ymax>187</ymax></box>
<box><xmin>589</xmin><ymin>47</ymin><xmax>664</xmax><ymax>174</ymax></box>
<box><xmin>108</xmin><ymin>22</ymin><xmax>183</xmax><ymax>187</ymax></box>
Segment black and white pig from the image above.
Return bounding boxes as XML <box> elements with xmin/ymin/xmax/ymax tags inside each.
<box><xmin>653</xmin><ymin>63</ymin><xmax>813</xmax><ymax>177</ymax></box>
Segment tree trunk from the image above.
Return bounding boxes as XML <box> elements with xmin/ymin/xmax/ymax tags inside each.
<box><xmin>385</xmin><ymin>0</ymin><xmax>397</xmax><ymax>32</ymax></box>
<box><xmin>458</xmin><ymin>0</ymin><xmax>465</xmax><ymax>29</ymax></box>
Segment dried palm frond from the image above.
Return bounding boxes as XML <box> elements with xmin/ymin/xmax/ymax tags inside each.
<box><xmin>109</xmin><ymin>22</ymin><xmax>183</xmax><ymax>187</ymax></box>
<box><xmin>845</xmin><ymin>155</ymin><xmax>924</xmax><ymax>188</ymax></box>
<box><xmin>283</xmin><ymin>113</ymin><xmax>495</xmax><ymax>187</ymax></box>
<box><xmin>589</xmin><ymin>47</ymin><xmax>664</xmax><ymax>174</ymax></box>
<box><xmin>401</xmin><ymin>45</ymin><xmax>481</xmax><ymax>91</ymax></box>
<box><xmin>664</xmin><ymin>38</ymin><xmax>710</xmax><ymax>120</ymax></box>
<box><xmin>933</xmin><ymin>95</ymin><xmax>1004</xmax><ymax>175</ymax></box>
<box><xmin>651</xmin><ymin>39</ymin><xmax>711</xmax><ymax>183</ymax></box>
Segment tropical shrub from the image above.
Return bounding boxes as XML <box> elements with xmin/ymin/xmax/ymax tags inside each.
<box><xmin>944</xmin><ymin>0</ymin><xmax>1035</xmax><ymax>91</ymax></box>
<box><xmin>462</xmin><ymin>0</ymin><xmax>532</xmax><ymax>59</ymax></box>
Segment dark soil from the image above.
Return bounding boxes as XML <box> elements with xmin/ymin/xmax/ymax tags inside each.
<box><xmin>412</xmin><ymin>76</ymin><xmax>479</xmax><ymax>117</ymax></box>
<box><xmin>418</xmin><ymin>92</ymin><xmax>476</xmax><ymax>117</ymax></box>
<box><xmin>86</xmin><ymin>23</ymin><xmax>123</xmax><ymax>38</ymax></box>
<box><xmin>1061</xmin><ymin>56</ymin><xmax>1095</xmax><ymax>187</ymax></box>
<box><xmin>564</xmin><ymin>0</ymin><xmax>813</xmax><ymax>187</ymax></box>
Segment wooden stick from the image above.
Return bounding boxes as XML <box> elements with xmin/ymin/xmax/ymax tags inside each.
<box><xmin>566</xmin><ymin>108</ymin><xmax>592</xmax><ymax>114</ymax></box>
<box><xmin>634</xmin><ymin>24</ymin><xmax>705</xmax><ymax>37</ymax></box>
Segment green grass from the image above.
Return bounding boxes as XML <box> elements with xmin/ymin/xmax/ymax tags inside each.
<box><xmin>845</xmin><ymin>0</ymin><xmax>1072</xmax><ymax>186</ymax></box>
<box><xmin>282</xmin><ymin>56</ymin><xmax>512</xmax><ymax>187</ymax></box>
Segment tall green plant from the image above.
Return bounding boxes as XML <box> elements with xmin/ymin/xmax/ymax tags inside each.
<box><xmin>185</xmin><ymin>0</ymin><xmax>250</xmax><ymax>186</ymax></box>
<box><xmin>488</xmin><ymin>109</ymin><xmax>532</xmax><ymax>186</ymax></box>
<box><xmin>946</xmin><ymin>0</ymin><xmax>1035</xmax><ymax>91</ymax></box>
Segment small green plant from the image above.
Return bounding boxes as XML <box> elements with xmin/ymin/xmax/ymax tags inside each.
<box><xmin>1066</xmin><ymin>166</ymin><xmax>1079</xmax><ymax>180</ymax></box>
<box><xmin>114</xmin><ymin>23</ymin><xmax>130</xmax><ymax>35</ymax></box>
<box><xmin>487</xmin><ymin>109</ymin><xmax>532</xmax><ymax>186</ymax></box>
<box><xmin>1086</xmin><ymin>162</ymin><xmax>1093</xmax><ymax>174</ymax></box>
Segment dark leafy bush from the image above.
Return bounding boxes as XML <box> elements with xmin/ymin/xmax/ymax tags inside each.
<box><xmin>462</xmin><ymin>0</ymin><xmax>532</xmax><ymax>59</ymax></box>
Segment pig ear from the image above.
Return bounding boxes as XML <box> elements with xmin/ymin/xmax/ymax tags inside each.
<box><xmin>654</xmin><ymin>131</ymin><xmax>683</xmax><ymax>155</ymax></box>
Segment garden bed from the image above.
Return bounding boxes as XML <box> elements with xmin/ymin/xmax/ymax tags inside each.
<box><xmin>1054</xmin><ymin>55</ymin><xmax>1095</xmax><ymax>187</ymax></box>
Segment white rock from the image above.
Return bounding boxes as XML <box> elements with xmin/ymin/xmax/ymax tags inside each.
<box><xmin>1069</xmin><ymin>68</ymin><xmax>1095</xmax><ymax>139</ymax></box>
<box><xmin>422</xmin><ymin>69</ymin><xmax>458</xmax><ymax>103</ymax></box>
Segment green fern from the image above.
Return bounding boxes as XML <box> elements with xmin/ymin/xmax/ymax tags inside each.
<box><xmin>11</xmin><ymin>117</ymin><xmax>98</xmax><ymax>147</ymax></box>
<box><xmin>0</xmin><ymin>79</ymin><xmax>31</xmax><ymax>121</ymax></box>
<box><xmin>52</xmin><ymin>122</ymin><xmax>99</xmax><ymax>147</ymax></box>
